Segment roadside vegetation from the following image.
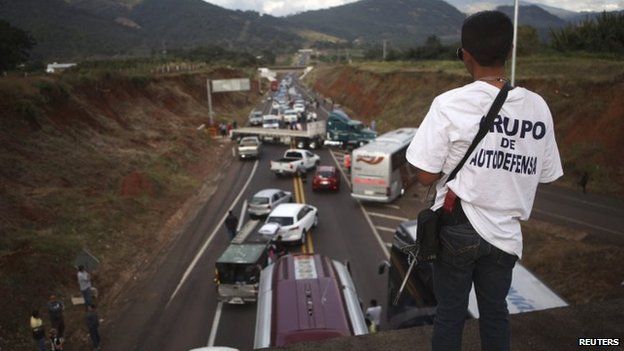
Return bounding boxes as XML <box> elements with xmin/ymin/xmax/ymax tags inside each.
<box><xmin>0</xmin><ymin>67</ymin><xmax>260</xmax><ymax>349</ymax></box>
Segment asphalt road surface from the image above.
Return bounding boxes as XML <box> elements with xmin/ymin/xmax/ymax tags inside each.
<box><xmin>103</xmin><ymin>73</ymin><xmax>624</xmax><ymax>351</ymax></box>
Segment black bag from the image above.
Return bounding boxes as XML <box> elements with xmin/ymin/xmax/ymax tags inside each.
<box><xmin>415</xmin><ymin>82</ymin><xmax>512</xmax><ymax>261</ymax></box>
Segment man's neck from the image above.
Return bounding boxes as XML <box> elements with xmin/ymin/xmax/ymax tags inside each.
<box><xmin>472</xmin><ymin>66</ymin><xmax>507</xmax><ymax>88</ymax></box>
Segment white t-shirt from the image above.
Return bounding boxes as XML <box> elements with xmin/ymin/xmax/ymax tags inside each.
<box><xmin>365</xmin><ymin>305</ymin><xmax>382</xmax><ymax>326</ymax></box>
<box><xmin>77</xmin><ymin>271</ymin><xmax>92</xmax><ymax>291</ymax></box>
<box><xmin>406</xmin><ymin>81</ymin><xmax>563</xmax><ymax>258</ymax></box>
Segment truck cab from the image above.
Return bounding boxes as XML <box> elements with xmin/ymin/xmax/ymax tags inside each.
<box><xmin>326</xmin><ymin>111</ymin><xmax>376</xmax><ymax>147</ymax></box>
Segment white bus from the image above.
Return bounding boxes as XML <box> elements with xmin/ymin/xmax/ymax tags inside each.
<box><xmin>351</xmin><ymin>128</ymin><xmax>417</xmax><ymax>203</ymax></box>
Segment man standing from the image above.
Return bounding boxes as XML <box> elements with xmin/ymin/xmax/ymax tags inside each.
<box><xmin>365</xmin><ymin>299</ymin><xmax>382</xmax><ymax>331</ymax></box>
<box><xmin>30</xmin><ymin>310</ymin><xmax>46</xmax><ymax>351</ymax></box>
<box><xmin>77</xmin><ymin>265</ymin><xmax>94</xmax><ymax>308</ymax></box>
<box><xmin>224</xmin><ymin>210</ymin><xmax>238</xmax><ymax>240</ymax></box>
<box><xmin>86</xmin><ymin>304</ymin><xmax>101</xmax><ymax>351</ymax></box>
<box><xmin>406</xmin><ymin>11</ymin><xmax>563</xmax><ymax>351</ymax></box>
<box><xmin>47</xmin><ymin>294</ymin><xmax>65</xmax><ymax>338</ymax></box>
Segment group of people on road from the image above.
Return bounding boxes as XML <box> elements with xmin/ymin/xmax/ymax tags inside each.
<box><xmin>30</xmin><ymin>265</ymin><xmax>101</xmax><ymax>350</ymax></box>
<box><xmin>217</xmin><ymin>121</ymin><xmax>236</xmax><ymax>138</ymax></box>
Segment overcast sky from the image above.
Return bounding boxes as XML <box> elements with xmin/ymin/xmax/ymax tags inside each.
<box><xmin>204</xmin><ymin>0</ymin><xmax>623</xmax><ymax>16</ymax></box>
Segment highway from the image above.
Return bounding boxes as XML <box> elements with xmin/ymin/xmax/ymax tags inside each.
<box><xmin>103</xmin><ymin>79</ymin><xmax>389</xmax><ymax>351</ymax></box>
<box><xmin>102</xmin><ymin>72</ymin><xmax>624</xmax><ymax>351</ymax></box>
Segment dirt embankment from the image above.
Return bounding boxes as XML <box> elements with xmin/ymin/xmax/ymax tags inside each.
<box><xmin>308</xmin><ymin>64</ymin><xmax>624</xmax><ymax>196</ymax></box>
<box><xmin>0</xmin><ymin>69</ymin><xmax>258</xmax><ymax>349</ymax></box>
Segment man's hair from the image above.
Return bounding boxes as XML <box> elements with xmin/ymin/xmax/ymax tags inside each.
<box><xmin>461</xmin><ymin>11</ymin><xmax>513</xmax><ymax>67</ymax></box>
<box><xmin>371</xmin><ymin>299</ymin><xmax>378</xmax><ymax>306</ymax></box>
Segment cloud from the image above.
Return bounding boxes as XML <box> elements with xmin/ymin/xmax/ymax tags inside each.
<box><xmin>205</xmin><ymin>0</ymin><xmax>622</xmax><ymax>15</ymax></box>
<box><xmin>205</xmin><ymin>0</ymin><xmax>358</xmax><ymax>16</ymax></box>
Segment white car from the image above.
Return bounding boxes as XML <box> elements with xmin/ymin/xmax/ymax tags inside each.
<box><xmin>271</xmin><ymin>100</ymin><xmax>280</xmax><ymax>109</ymax></box>
<box><xmin>264</xmin><ymin>203</ymin><xmax>318</xmax><ymax>244</ymax></box>
<box><xmin>306</xmin><ymin>111</ymin><xmax>318</xmax><ymax>122</ymax></box>
<box><xmin>248</xmin><ymin>189</ymin><xmax>292</xmax><ymax>218</ymax></box>
<box><xmin>262</xmin><ymin>115</ymin><xmax>280</xmax><ymax>129</ymax></box>
<box><xmin>293</xmin><ymin>103</ymin><xmax>305</xmax><ymax>113</ymax></box>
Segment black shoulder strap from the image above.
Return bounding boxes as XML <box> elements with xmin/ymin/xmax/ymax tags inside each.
<box><xmin>445</xmin><ymin>82</ymin><xmax>512</xmax><ymax>184</ymax></box>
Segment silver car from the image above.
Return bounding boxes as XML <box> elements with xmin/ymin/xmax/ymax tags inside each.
<box><xmin>248</xmin><ymin>189</ymin><xmax>292</xmax><ymax>218</ymax></box>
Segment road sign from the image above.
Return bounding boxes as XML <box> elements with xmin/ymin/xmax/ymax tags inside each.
<box><xmin>212</xmin><ymin>78</ymin><xmax>250</xmax><ymax>93</ymax></box>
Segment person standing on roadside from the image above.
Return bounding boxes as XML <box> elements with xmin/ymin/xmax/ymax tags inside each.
<box><xmin>405</xmin><ymin>11</ymin><xmax>563</xmax><ymax>351</ymax></box>
<box><xmin>47</xmin><ymin>294</ymin><xmax>65</xmax><ymax>338</ymax></box>
<box><xmin>224</xmin><ymin>210</ymin><xmax>238</xmax><ymax>240</ymax></box>
<box><xmin>578</xmin><ymin>171</ymin><xmax>589</xmax><ymax>193</ymax></box>
<box><xmin>365</xmin><ymin>299</ymin><xmax>382</xmax><ymax>331</ymax></box>
<box><xmin>77</xmin><ymin>265</ymin><xmax>94</xmax><ymax>308</ymax></box>
<box><xmin>30</xmin><ymin>310</ymin><xmax>46</xmax><ymax>351</ymax></box>
<box><xmin>86</xmin><ymin>304</ymin><xmax>101</xmax><ymax>351</ymax></box>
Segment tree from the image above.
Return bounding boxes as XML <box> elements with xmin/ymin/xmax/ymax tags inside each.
<box><xmin>517</xmin><ymin>26</ymin><xmax>541</xmax><ymax>56</ymax></box>
<box><xmin>0</xmin><ymin>20</ymin><xmax>35</xmax><ymax>72</ymax></box>
<box><xmin>551</xmin><ymin>12</ymin><xmax>624</xmax><ymax>53</ymax></box>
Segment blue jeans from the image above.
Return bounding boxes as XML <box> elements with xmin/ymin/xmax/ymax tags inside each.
<box><xmin>432</xmin><ymin>221</ymin><xmax>518</xmax><ymax>351</ymax></box>
<box><xmin>82</xmin><ymin>288</ymin><xmax>94</xmax><ymax>307</ymax></box>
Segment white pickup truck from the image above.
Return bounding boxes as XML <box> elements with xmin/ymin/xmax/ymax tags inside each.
<box><xmin>270</xmin><ymin>149</ymin><xmax>320</xmax><ymax>176</ymax></box>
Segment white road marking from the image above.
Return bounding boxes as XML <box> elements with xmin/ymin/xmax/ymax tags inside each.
<box><xmin>375</xmin><ymin>226</ymin><xmax>397</xmax><ymax>233</ymax></box>
<box><xmin>207</xmin><ymin>301</ymin><xmax>223</xmax><ymax>346</ymax></box>
<box><xmin>532</xmin><ymin>208</ymin><xmax>623</xmax><ymax>236</ymax></box>
<box><xmin>238</xmin><ymin>200</ymin><xmax>247</xmax><ymax>232</ymax></box>
<box><xmin>166</xmin><ymin>160</ymin><xmax>259</xmax><ymax>308</ymax></box>
<box><xmin>329</xmin><ymin>149</ymin><xmax>389</xmax><ymax>257</ymax></box>
<box><xmin>367</xmin><ymin>212</ymin><xmax>410</xmax><ymax>222</ymax></box>
<box><xmin>359</xmin><ymin>204</ymin><xmax>390</xmax><ymax>258</ymax></box>
<box><xmin>383</xmin><ymin>204</ymin><xmax>401</xmax><ymax>210</ymax></box>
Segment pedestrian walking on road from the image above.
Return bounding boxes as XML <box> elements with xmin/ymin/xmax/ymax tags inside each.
<box><xmin>232</xmin><ymin>120</ymin><xmax>238</xmax><ymax>129</ymax></box>
<box><xmin>49</xmin><ymin>328</ymin><xmax>64</xmax><ymax>351</ymax></box>
<box><xmin>344</xmin><ymin>153</ymin><xmax>352</xmax><ymax>174</ymax></box>
<box><xmin>86</xmin><ymin>304</ymin><xmax>101</xmax><ymax>351</ymax></box>
<box><xmin>578</xmin><ymin>171</ymin><xmax>589</xmax><ymax>193</ymax></box>
<box><xmin>47</xmin><ymin>294</ymin><xmax>65</xmax><ymax>338</ymax></box>
<box><xmin>30</xmin><ymin>310</ymin><xmax>46</xmax><ymax>351</ymax></box>
<box><xmin>365</xmin><ymin>299</ymin><xmax>382</xmax><ymax>331</ymax></box>
<box><xmin>225</xmin><ymin>211</ymin><xmax>238</xmax><ymax>240</ymax></box>
<box><xmin>77</xmin><ymin>265</ymin><xmax>94</xmax><ymax>308</ymax></box>
<box><xmin>405</xmin><ymin>11</ymin><xmax>563</xmax><ymax>351</ymax></box>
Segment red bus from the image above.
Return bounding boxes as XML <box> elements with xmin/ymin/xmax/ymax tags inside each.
<box><xmin>253</xmin><ymin>254</ymin><xmax>368</xmax><ymax>349</ymax></box>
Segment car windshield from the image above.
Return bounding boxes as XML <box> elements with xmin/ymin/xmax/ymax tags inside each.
<box><xmin>285</xmin><ymin>152</ymin><xmax>302</xmax><ymax>159</ymax></box>
<box><xmin>267</xmin><ymin>216</ymin><xmax>294</xmax><ymax>226</ymax></box>
<box><xmin>317</xmin><ymin>171</ymin><xmax>334</xmax><ymax>178</ymax></box>
<box><xmin>251</xmin><ymin>196</ymin><xmax>269</xmax><ymax>205</ymax></box>
<box><xmin>216</xmin><ymin>263</ymin><xmax>259</xmax><ymax>284</ymax></box>
<box><xmin>240</xmin><ymin>139</ymin><xmax>258</xmax><ymax>146</ymax></box>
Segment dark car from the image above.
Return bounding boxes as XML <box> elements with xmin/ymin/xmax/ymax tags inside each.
<box><xmin>312</xmin><ymin>166</ymin><xmax>340</xmax><ymax>192</ymax></box>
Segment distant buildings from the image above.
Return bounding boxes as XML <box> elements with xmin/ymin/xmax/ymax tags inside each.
<box><xmin>46</xmin><ymin>62</ymin><xmax>77</xmax><ymax>74</ymax></box>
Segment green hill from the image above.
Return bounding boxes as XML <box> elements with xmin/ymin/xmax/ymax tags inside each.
<box><xmin>287</xmin><ymin>0</ymin><xmax>466</xmax><ymax>45</ymax></box>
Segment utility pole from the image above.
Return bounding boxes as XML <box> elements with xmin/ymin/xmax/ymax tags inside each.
<box><xmin>382</xmin><ymin>39</ymin><xmax>387</xmax><ymax>61</ymax></box>
<box><xmin>206</xmin><ymin>79</ymin><xmax>214</xmax><ymax>126</ymax></box>
<box><xmin>511</xmin><ymin>0</ymin><xmax>519</xmax><ymax>86</ymax></box>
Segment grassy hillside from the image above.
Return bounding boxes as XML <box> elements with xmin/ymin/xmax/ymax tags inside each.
<box><xmin>287</xmin><ymin>0</ymin><xmax>465</xmax><ymax>45</ymax></box>
<box><xmin>306</xmin><ymin>56</ymin><xmax>624</xmax><ymax>195</ymax></box>
<box><xmin>0</xmin><ymin>67</ymin><xmax>259</xmax><ymax>349</ymax></box>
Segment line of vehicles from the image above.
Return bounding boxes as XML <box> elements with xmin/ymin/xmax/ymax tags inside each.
<box><xmin>213</xmin><ymin>74</ymin><xmax>569</xmax><ymax>350</ymax></box>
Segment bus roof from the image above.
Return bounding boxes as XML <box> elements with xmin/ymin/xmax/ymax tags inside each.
<box><xmin>216</xmin><ymin>243</ymin><xmax>266</xmax><ymax>264</ymax></box>
<box><xmin>273</xmin><ymin>254</ymin><xmax>353</xmax><ymax>346</ymax></box>
<box><xmin>354</xmin><ymin>128</ymin><xmax>417</xmax><ymax>155</ymax></box>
